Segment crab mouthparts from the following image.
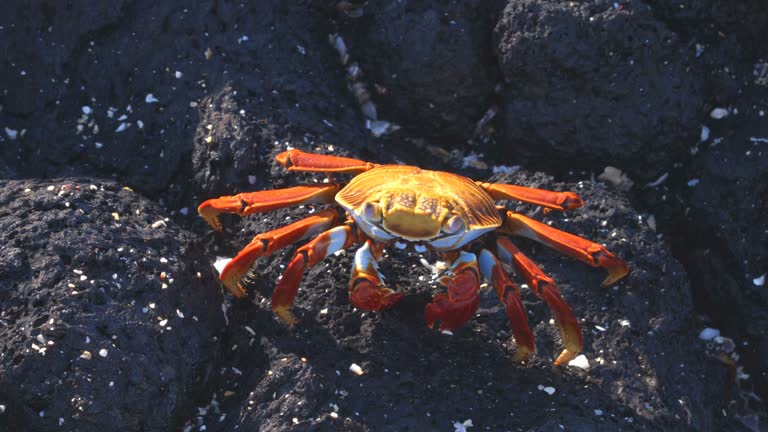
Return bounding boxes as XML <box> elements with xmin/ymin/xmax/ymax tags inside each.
<box><xmin>394</xmin><ymin>240</ymin><xmax>428</xmax><ymax>253</ymax></box>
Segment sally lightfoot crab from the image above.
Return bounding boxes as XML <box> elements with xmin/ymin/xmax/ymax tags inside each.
<box><xmin>198</xmin><ymin>150</ymin><xmax>629</xmax><ymax>365</ymax></box>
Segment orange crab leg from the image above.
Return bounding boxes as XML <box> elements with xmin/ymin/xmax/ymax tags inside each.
<box><xmin>479</xmin><ymin>182</ymin><xmax>584</xmax><ymax>212</ymax></box>
<box><xmin>496</xmin><ymin>237</ymin><xmax>582</xmax><ymax>365</ymax></box>
<box><xmin>198</xmin><ymin>184</ymin><xmax>340</xmax><ymax>231</ymax></box>
<box><xmin>276</xmin><ymin>149</ymin><xmax>380</xmax><ymax>174</ymax></box>
<box><xmin>217</xmin><ymin>209</ymin><xmax>341</xmax><ymax>297</ymax></box>
<box><xmin>424</xmin><ymin>251</ymin><xmax>481</xmax><ymax>332</ymax></box>
<box><xmin>348</xmin><ymin>240</ymin><xmax>405</xmax><ymax>310</ymax></box>
<box><xmin>499</xmin><ymin>210</ymin><xmax>629</xmax><ymax>287</ymax></box>
<box><xmin>477</xmin><ymin>248</ymin><xmax>536</xmax><ymax>362</ymax></box>
<box><xmin>271</xmin><ymin>224</ymin><xmax>361</xmax><ymax>324</ymax></box>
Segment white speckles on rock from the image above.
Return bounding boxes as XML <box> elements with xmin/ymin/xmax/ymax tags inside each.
<box><xmin>537</xmin><ymin>385</ymin><xmax>556</xmax><ymax>395</ymax></box>
<box><xmin>698</xmin><ymin>327</ymin><xmax>720</xmax><ymax>341</ymax></box>
<box><xmin>700</xmin><ymin>125</ymin><xmax>710</xmax><ymax>142</ymax></box>
<box><xmin>453</xmin><ymin>419</ymin><xmax>473</xmax><ymax>432</ymax></box>
<box><xmin>709</xmin><ymin>107</ymin><xmax>729</xmax><ymax>119</ymax></box>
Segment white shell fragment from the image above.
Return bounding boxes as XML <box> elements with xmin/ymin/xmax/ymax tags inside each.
<box><xmin>98</xmin><ymin>348</ymin><xmax>108</xmax><ymax>358</ymax></box>
<box><xmin>145</xmin><ymin>93</ymin><xmax>159</xmax><ymax>104</ymax></box>
<box><xmin>698</xmin><ymin>327</ymin><xmax>720</xmax><ymax>341</ymax></box>
<box><xmin>753</xmin><ymin>274</ymin><xmax>766</xmax><ymax>287</ymax></box>
<box><xmin>5</xmin><ymin>128</ymin><xmax>18</xmax><ymax>140</ymax></box>
<box><xmin>538</xmin><ymin>385</ymin><xmax>556</xmax><ymax>395</ymax></box>
<box><xmin>348</xmin><ymin>363</ymin><xmax>364</xmax><ymax>375</ymax></box>
<box><xmin>568</xmin><ymin>354</ymin><xmax>590</xmax><ymax>370</ymax></box>
<box><xmin>709</xmin><ymin>107</ymin><xmax>729</xmax><ymax>119</ymax></box>
<box><xmin>453</xmin><ymin>419</ymin><xmax>474</xmax><ymax>432</ymax></box>
<box><xmin>700</xmin><ymin>125</ymin><xmax>710</xmax><ymax>142</ymax></box>
<box><xmin>598</xmin><ymin>166</ymin><xmax>634</xmax><ymax>191</ymax></box>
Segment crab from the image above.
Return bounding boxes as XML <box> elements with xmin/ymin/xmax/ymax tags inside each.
<box><xmin>198</xmin><ymin>150</ymin><xmax>629</xmax><ymax>364</ymax></box>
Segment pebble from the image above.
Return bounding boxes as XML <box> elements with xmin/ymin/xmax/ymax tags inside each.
<box><xmin>753</xmin><ymin>274</ymin><xmax>766</xmax><ymax>287</ymax></box>
<box><xmin>568</xmin><ymin>354</ymin><xmax>590</xmax><ymax>370</ymax></box>
<box><xmin>709</xmin><ymin>108</ymin><xmax>729</xmax><ymax>119</ymax></box>
<box><xmin>698</xmin><ymin>327</ymin><xmax>720</xmax><ymax>341</ymax></box>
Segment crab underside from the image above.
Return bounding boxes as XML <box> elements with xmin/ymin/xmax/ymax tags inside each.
<box><xmin>198</xmin><ymin>150</ymin><xmax>629</xmax><ymax>365</ymax></box>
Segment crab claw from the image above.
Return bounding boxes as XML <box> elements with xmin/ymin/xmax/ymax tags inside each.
<box><xmin>217</xmin><ymin>243</ymin><xmax>262</xmax><ymax>298</ymax></box>
<box><xmin>424</xmin><ymin>291</ymin><xmax>480</xmax><ymax>332</ymax></box>
<box><xmin>350</xmin><ymin>281</ymin><xmax>404</xmax><ymax>310</ymax></box>
<box><xmin>424</xmin><ymin>252</ymin><xmax>481</xmax><ymax>332</ymax></box>
<box><xmin>594</xmin><ymin>249</ymin><xmax>630</xmax><ymax>287</ymax></box>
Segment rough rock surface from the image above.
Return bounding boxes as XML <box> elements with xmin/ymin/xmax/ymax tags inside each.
<box><xmin>336</xmin><ymin>0</ymin><xmax>503</xmax><ymax>144</ymax></box>
<box><xmin>493</xmin><ymin>0</ymin><xmax>705</xmax><ymax>179</ymax></box>
<box><xmin>0</xmin><ymin>179</ymin><xmax>224</xmax><ymax>431</ymax></box>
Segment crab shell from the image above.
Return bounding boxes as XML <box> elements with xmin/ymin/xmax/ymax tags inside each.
<box><xmin>336</xmin><ymin>165</ymin><xmax>502</xmax><ymax>251</ymax></box>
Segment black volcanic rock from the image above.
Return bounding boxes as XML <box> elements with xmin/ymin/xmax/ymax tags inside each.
<box><xmin>0</xmin><ymin>179</ymin><xmax>225</xmax><ymax>431</ymax></box>
<box><xmin>493</xmin><ymin>0</ymin><xmax>706</xmax><ymax>179</ymax></box>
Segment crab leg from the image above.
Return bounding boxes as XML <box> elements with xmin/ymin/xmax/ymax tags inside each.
<box><xmin>217</xmin><ymin>209</ymin><xmax>341</xmax><ymax>297</ymax></box>
<box><xmin>348</xmin><ymin>240</ymin><xmax>405</xmax><ymax>310</ymax></box>
<box><xmin>276</xmin><ymin>149</ymin><xmax>380</xmax><ymax>174</ymax></box>
<box><xmin>424</xmin><ymin>251</ymin><xmax>482</xmax><ymax>332</ymax></box>
<box><xmin>198</xmin><ymin>184</ymin><xmax>340</xmax><ymax>231</ymax></box>
<box><xmin>271</xmin><ymin>224</ymin><xmax>361</xmax><ymax>324</ymax></box>
<box><xmin>478</xmin><ymin>182</ymin><xmax>584</xmax><ymax>212</ymax></box>
<box><xmin>499</xmin><ymin>210</ymin><xmax>629</xmax><ymax>287</ymax></box>
<box><xmin>496</xmin><ymin>237</ymin><xmax>582</xmax><ymax>365</ymax></box>
<box><xmin>477</xmin><ymin>248</ymin><xmax>536</xmax><ymax>362</ymax></box>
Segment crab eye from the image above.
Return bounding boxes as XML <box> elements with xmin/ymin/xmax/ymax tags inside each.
<box><xmin>361</xmin><ymin>202</ymin><xmax>381</xmax><ymax>222</ymax></box>
<box><xmin>442</xmin><ymin>215</ymin><xmax>464</xmax><ymax>234</ymax></box>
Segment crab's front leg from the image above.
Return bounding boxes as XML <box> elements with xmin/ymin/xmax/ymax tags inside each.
<box><xmin>198</xmin><ymin>184</ymin><xmax>340</xmax><ymax>231</ymax></box>
<box><xmin>217</xmin><ymin>209</ymin><xmax>340</xmax><ymax>297</ymax></box>
<box><xmin>348</xmin><ymin>240</ymin><xmax>404</xmax><ymax>310</ymax></box>
<box><xmin>424</xmin><ymin>251</ymin><xmax>482</xmax><ymax>332</ymax></box>
<box><xmin>272</xmin><ymin>223</ymin><xmax>360</xmax><ymax>324</ymax></box>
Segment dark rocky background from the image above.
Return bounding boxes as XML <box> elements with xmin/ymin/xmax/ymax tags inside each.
<box><xmin>1</xmin><ymin>0</ymin><xmax>766</xmax><ymax>431</ymax></box>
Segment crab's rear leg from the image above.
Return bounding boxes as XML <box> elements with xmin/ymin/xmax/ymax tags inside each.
<box><xmin>217</xmin><ymin>209</ymin><xmax>341</xmax><ymax>297</ymax></box>
<box><xmin>496</xmin><ymin>237</ymin><xmax>582</xmax><ymax>365</ymax></box>
<box><xmin>272</xmin><ymin>223</ymin><xmax>361</xmax><ymax>324</ymax></box>
<box><xmin>424</xmin><ymin>251</ymin><xmax>482</xmax><ymax>332</ymax></box>
<box><xmin>478</xmin><ymin>182</ymin><xmax>584</xmax><ymax>212</ymax></box>
<box><xmin>276</xmin><ymin>149</ymin><xmax>380</xmax><ymax>174</ymax></box>
<box><xmin>198</xmin><ymin>184</ymin><xmax>340</xmax><ymax>231</ymax></box>
<box><xmin>348</xmin><ymin>240</ymin><xmax>404</xmax><ymax>310</ymax></box>
<box><xmin>477</xmin><ymin>248</ymin><xmax>536</xmax><ymax>362</ymax></box>
<box><xmin>499</xmin><ymin>210</ymin><xmax>629</xmax><ymax>287</ymax></box>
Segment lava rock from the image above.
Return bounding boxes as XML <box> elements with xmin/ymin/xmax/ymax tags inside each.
<box><xmin>337</xmin><ymin>0</ymin><xmax>503</xmax><ymax>144</ymax></box>
<box><xmin>0</xmin><ymin>179</ymin><xmax>224</xmax><ymax>431</ymax></box>
<box><xmin>678</xmin><ymin>106</ymin><xmax>768</xmax><ymax>405</ymax></box>
<box><xmin>644</xmin><ymin>0</ymin><xmax>768</xmax><ymax>52</ymax></box>
<box><xmin>493</xmin><ymin>0</ymin><xmax>705</xmax><ymax>179</ymax></box>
